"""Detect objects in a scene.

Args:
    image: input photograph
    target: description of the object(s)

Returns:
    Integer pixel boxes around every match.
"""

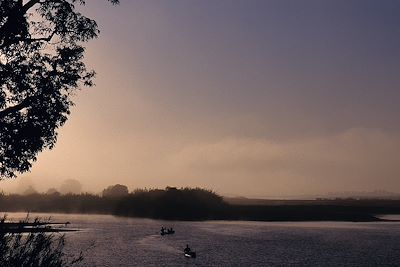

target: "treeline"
[114,187,226,220]
[1,186,400,221]
[0,187,227,220]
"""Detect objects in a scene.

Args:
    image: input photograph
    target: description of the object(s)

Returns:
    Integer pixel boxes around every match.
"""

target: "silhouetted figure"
[184,244,196,258]
[184,244,191,254]
[161,226,175,235]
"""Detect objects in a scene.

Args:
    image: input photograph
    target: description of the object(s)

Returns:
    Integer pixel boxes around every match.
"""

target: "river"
[4,212,400,266]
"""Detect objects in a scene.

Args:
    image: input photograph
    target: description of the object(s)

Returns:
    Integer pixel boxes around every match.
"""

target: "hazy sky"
[2,0,400,197]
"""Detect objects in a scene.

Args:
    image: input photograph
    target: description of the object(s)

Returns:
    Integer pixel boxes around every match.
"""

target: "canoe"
[184,251,196,258]
[160,230,175,235]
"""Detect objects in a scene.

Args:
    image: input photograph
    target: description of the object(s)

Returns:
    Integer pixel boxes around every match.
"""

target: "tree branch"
[27,30,57,43]
[0,97,32,119]
[22,0,41,13]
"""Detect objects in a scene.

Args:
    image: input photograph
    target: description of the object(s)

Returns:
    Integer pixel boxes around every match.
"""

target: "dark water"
[5,213,400,266]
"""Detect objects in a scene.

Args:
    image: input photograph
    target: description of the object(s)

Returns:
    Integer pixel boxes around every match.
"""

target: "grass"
[0,216,82,267]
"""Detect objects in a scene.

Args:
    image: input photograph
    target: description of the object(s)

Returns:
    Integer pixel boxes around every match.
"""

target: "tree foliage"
[102,184,129,198]
[0,0,118,178]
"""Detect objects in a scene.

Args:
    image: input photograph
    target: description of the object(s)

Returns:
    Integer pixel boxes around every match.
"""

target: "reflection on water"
[377,214,400,221]
[4,212,400,267]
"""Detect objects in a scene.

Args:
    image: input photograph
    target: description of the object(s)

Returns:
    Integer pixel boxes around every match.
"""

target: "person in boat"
[184,244,191,254]
[168,227,174,234]
[160,227,165,235]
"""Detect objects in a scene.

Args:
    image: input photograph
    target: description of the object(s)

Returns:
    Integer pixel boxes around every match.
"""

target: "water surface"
[5,213,400,266]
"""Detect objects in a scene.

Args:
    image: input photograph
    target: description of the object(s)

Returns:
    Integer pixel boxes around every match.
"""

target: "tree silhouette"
[102,184,129,198]
[0,0,118,178]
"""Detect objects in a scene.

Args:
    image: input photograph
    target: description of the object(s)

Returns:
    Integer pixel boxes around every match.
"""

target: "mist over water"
[5,213,400,266]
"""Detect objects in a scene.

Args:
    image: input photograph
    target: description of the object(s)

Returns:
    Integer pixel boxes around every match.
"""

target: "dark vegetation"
[1,186,400,222]
[102,184,129,198]
[0,0,119,178]
[114,187,226,220]
[0,217,82,267]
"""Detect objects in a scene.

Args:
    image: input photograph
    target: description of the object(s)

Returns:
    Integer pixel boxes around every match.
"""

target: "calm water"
[4,213,400,266]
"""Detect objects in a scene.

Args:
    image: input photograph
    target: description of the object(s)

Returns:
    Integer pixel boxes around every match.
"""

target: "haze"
[1,0,400,197]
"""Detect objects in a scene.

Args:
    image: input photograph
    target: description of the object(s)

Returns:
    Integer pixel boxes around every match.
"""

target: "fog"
[1,0,400,197]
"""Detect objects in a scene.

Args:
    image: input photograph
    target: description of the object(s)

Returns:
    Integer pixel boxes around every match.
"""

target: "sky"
[2,0,400,197]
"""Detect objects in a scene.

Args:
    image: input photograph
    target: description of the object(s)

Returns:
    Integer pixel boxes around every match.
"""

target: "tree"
[102,184,129,198]
[0,0,119,179]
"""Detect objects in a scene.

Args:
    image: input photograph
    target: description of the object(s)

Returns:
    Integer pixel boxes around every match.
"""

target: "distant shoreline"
[1,188,400,223]
[1,206,398,223]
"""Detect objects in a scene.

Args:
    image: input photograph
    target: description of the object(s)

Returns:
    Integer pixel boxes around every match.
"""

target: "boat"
[184,251,196,258]
[160,228,175,235]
